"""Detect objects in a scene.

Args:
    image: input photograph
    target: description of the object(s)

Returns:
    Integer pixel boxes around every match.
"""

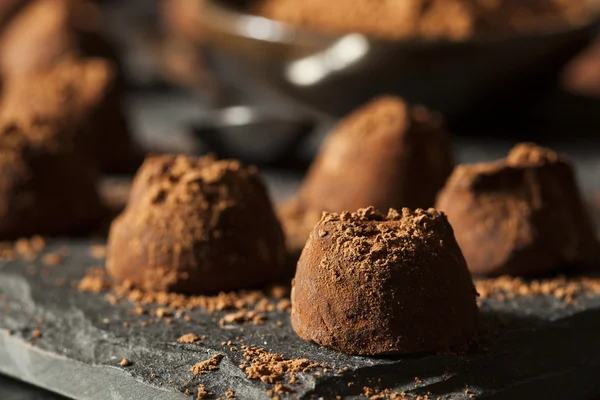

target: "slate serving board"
[1,236,600,400]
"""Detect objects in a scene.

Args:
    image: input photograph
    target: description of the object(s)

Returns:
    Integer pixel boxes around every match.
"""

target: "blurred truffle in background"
[0,0,142,174]
[253,0,588,40]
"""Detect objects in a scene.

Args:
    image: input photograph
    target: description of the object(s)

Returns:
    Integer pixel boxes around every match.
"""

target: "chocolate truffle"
[299,96,453,213]
[0,115,103,239]
[291,207,478,355]
[280,96,454,257]
[1,57,141,173]
[107,154,286,295]
[435,143,600,276]
[0,0,115,77]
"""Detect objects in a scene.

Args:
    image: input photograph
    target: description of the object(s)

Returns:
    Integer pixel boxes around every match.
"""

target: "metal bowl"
[201,0,600,120]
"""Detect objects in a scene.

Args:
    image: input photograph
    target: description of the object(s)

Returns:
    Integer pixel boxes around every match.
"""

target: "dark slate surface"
[1,238,600,400]
[1,89,600,399]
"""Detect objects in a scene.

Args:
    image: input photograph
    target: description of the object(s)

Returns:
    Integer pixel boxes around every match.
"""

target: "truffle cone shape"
[298,96,453,213]
[436,143,600,276]
[291,207,478,355]
[280,96,454,258]
[107,154,287,295]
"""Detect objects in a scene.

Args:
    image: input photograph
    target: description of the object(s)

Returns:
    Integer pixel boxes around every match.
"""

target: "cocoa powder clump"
[107,154,286,295]
[436,143,600,276]
[196,385,212,399]
[190,354,223,375]
[240,345,327,385]
[292,207,478,355]
[177,333,201,344]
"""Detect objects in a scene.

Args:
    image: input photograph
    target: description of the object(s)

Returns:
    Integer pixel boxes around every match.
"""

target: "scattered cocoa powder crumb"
[276,321,283,327]
[0,236,46,260]
[363,387,414,400]
[32,329,42,339]
[255,298,276,313]
[77,267,112,294]
[150,373,157,379]
[225,389,236,399]
[42,253,63,266]
[414,377,423,384]
[190,354,224,375]
[241,345,328,384]
[184,389,192,396]
[119,358,132,367]
[122,321,129,327]
[276,299,291,312]
[475,275,600,303]
[197,385,212,399]
[178,333,201,344]
[220,310,266,327]
[141,321,148,327]
[155,307,172,319]
[184,315,192,321]
[90,245,107,259]
[78,268,290,317]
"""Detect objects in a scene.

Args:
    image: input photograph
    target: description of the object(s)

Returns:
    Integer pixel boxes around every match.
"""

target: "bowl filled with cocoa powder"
[201,0,600,120]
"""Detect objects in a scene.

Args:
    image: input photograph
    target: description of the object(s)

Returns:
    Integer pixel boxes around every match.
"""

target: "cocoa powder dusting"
[177,333,201,344]
[0,236,45,260]
[196,385,212,399]
[476,275,600,303]
[107,154,286,295]
[190,354,223,375]
[77,267,290,320]
[219,310,266,327]
[241,345,328,385]
[292,207,478,355]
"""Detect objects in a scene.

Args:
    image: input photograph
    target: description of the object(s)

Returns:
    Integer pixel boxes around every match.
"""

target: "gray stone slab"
[1,240,600,400]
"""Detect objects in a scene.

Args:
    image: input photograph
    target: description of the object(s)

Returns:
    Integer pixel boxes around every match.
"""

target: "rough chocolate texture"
[291,207,478,355]
[0,115,102,239]
[436,143,600,276]
[1,57,140,174]
[107,154,286,294]
[3,240,600,399]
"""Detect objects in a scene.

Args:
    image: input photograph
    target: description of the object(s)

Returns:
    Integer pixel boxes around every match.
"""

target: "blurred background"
[3,0,600,188]
[105,0,600,184]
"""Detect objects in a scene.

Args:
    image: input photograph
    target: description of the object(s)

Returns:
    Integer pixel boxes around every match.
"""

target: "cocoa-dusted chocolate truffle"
[107,154,286,295]
[291,207,478,355]
[299,96,453,213]
[1,57,141,173]
[436,143,600,276]
[0,115,103,239]
[280,96,454,257]
[0,0,116,78]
